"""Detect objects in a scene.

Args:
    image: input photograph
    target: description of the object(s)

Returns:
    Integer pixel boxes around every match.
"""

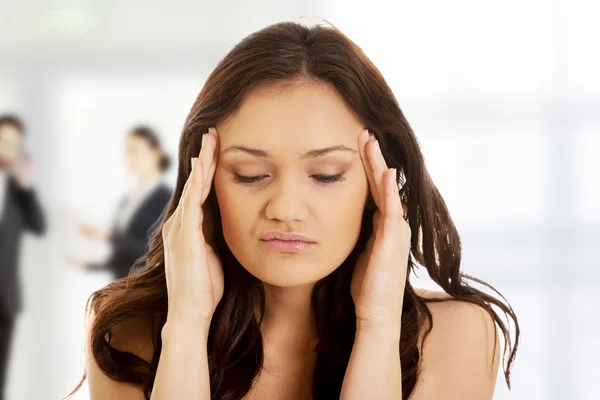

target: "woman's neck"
[261,283,318,354]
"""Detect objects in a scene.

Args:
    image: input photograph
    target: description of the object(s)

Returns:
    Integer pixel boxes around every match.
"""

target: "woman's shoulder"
[414,287,498,341]
[84,295,156,365]
[414,288,500,386]
[410,288,501,397]
[83,298,155,398]
[86,308,155,362]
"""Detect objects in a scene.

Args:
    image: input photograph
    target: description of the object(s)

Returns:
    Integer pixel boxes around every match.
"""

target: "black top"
[88,184,171,280]
[0,177,46,316]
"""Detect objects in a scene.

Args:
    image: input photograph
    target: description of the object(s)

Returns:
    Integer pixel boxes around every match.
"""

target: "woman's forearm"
[150,320,211,400]
[340,325,403,400]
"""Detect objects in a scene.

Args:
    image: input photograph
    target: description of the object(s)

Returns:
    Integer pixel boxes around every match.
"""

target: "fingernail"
[373,139,381,154]
[191,157,196,171]
[202,134,207,147]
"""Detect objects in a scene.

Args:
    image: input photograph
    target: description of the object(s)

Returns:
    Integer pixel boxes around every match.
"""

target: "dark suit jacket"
[88,184,171,280]
[0,177,46,316]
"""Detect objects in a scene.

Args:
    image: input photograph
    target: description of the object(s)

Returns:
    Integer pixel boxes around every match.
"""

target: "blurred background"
[0,0,598,399]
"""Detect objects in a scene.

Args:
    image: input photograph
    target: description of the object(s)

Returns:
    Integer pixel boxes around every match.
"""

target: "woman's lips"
[259,239,316,252]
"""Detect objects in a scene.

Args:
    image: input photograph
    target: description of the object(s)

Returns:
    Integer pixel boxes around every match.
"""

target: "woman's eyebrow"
[221,145,357,159]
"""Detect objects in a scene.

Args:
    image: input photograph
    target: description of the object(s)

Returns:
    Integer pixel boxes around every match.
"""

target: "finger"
[175,130,208,225]
[180,157,205,234]
[381,168,403,218]
[198,131,213,197]
[357,129,380,206]
[366,136,389,210]
[202,128,219,202]
[163,156,197,238]
[381,168,408,241]
[162,201,180,241]
[206,127,218,176]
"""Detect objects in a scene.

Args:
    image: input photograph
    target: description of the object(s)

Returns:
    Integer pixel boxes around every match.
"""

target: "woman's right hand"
[161,128,223,331]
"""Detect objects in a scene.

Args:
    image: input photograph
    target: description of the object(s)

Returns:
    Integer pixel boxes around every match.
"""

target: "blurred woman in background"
[69,126,172,280]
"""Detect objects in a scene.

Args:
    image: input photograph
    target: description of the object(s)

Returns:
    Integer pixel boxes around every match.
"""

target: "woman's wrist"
[162,317,211,343]
[356,317,402,343]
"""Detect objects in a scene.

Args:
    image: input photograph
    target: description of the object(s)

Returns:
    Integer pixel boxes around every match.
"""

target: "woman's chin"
[243,264,336,289]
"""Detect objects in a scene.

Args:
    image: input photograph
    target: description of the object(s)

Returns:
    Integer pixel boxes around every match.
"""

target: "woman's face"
[214,79,369,288]
[125,135,160,177]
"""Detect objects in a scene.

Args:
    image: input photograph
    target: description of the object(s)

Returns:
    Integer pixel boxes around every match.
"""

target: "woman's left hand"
[351,129,411,335]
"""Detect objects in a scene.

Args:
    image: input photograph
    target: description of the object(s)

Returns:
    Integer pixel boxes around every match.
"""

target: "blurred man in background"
[0,114,46,400]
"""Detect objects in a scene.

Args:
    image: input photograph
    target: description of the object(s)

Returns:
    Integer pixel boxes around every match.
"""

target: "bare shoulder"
[415,288,499,361]
[84,300,154,400]
[410,288,501,399]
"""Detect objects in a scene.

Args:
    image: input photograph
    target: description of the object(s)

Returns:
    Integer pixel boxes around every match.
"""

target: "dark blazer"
[0,177,46,316]
[88,184,171,280]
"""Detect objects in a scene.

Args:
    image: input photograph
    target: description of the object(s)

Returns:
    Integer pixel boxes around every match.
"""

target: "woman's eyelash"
[313,174,345,183]
[233,174,346,185]
[233,174,267,184]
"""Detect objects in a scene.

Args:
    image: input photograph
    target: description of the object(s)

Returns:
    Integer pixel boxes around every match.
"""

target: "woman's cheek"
[214,177,244,223]
[213,170,232,203]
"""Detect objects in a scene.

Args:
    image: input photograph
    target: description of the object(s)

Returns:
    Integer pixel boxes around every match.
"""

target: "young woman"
[69,126,172,280]
[72,22,520,400]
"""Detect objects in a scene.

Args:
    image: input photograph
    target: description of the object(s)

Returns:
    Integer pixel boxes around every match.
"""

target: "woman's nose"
[264,180,309,222]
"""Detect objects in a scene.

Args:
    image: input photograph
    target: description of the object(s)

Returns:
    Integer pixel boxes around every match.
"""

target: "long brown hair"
[69,21,520,400]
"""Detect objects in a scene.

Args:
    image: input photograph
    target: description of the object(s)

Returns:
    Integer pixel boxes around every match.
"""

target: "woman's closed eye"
[233,173,346,185]
[232,174,267,184]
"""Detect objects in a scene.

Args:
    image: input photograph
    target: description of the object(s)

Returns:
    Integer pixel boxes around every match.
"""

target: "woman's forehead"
[217,81,363,150]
